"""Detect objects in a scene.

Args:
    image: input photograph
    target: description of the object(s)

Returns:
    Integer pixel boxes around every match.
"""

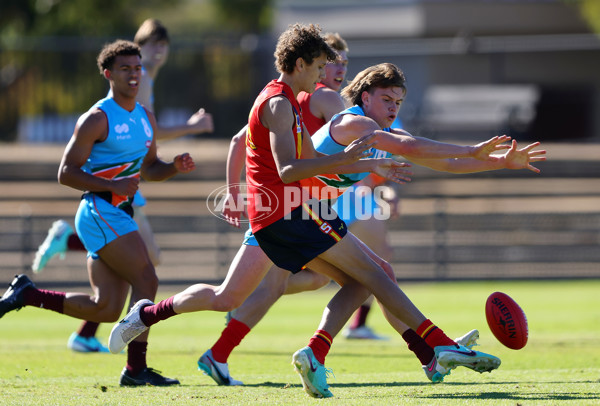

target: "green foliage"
[0,0,273,141]
[0,0,181,39]
[0,280,598,405]
[0,0,275,40]
[211,0,274,33]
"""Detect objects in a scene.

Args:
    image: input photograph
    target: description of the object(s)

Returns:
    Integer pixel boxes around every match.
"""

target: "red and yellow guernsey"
[297,82,328,136]
[246,80,304,233]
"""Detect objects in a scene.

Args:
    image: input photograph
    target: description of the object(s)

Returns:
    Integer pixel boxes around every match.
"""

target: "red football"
[485,291,528,350]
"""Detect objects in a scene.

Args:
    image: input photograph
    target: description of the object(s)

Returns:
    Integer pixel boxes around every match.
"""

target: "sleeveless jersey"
[246,80,304,232]
[297,82,328,136]
[107,67,153,208]
[82,97,153,209]
[300,105,392,199]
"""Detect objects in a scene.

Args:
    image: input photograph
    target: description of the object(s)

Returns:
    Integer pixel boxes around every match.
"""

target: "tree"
[211,0,273,33]
[0,0,182,39]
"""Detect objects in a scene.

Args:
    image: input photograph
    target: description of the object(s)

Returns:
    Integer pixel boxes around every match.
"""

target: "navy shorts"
[253,199,347,273]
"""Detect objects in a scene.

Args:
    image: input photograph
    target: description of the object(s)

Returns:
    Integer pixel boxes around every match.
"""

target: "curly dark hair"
[274,23,337,74]
[341,63,407,107]
[96,40,141,75]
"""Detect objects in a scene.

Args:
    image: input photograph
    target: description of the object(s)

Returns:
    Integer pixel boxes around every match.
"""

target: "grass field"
[1,280,599,405]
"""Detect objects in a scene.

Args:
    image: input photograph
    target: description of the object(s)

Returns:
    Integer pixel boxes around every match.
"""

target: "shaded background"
[1,0,599,287]
[3,0,600,143]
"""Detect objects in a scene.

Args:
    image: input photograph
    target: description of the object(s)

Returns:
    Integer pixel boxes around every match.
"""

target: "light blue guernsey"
[302,105,392,196]
[82,97,153,209]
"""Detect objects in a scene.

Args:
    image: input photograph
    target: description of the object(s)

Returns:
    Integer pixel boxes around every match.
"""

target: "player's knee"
[93,300,122,322]
[103,308,123,322]
[148,247,161,267]
[212,294,242,312]
[149,254,161,267]
[137,266,159,293]
[306,273,330,291]
[268,280,287,298]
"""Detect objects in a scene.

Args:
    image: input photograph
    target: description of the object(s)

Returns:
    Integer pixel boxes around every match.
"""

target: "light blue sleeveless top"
[311,105,392,184]
[105,67,153,207]
[82,97,153,190]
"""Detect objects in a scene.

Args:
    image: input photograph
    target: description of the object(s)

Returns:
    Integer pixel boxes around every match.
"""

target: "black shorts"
[254,199,347,273]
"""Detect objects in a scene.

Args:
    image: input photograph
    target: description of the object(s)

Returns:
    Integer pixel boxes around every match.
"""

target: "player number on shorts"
[320,223,332,233]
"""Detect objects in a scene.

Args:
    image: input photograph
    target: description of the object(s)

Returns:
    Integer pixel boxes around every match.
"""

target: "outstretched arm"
[409,140,546,174]
[136,66,214,141]
[381,128,511,161]
[364,158,413,185]
[154,108,214,140]
[502,141,546,173]
[141,110,196,181]
[332,114,511,161]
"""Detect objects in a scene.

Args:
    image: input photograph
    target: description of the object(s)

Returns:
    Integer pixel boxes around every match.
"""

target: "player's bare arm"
[221,125,249,227]
[265,96,375,184]
[154,108,214,140]
[329,113,378,146]
[328,112,491,160]
[136,71,153,109]
[311,86,347,123]
[58,109,139,197]
[347,158,412,185]
[386,128,512,160]
[302,116,412,184]
[408,140,546,174]
[300,122,319,159]
[141,108,196,181]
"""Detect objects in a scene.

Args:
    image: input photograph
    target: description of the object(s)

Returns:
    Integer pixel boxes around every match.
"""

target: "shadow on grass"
[238,381,474,389]
[415,391,600,401]
[237,380,600,403]
[236,350,411,360]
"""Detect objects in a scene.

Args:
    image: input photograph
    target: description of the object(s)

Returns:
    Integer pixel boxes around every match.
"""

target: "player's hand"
[187,108,214,134]
[370,158,412,185]
[221,189,246,228]
[503,140,546,173]
[111,177,139,197]
[470,135,511,161]
[173,153,196,173]
[341,133,378,164]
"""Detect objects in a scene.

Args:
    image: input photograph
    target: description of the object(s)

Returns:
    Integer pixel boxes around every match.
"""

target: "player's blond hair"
[323,32,348,53]
[134,19,169,46]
